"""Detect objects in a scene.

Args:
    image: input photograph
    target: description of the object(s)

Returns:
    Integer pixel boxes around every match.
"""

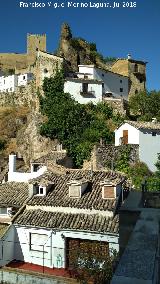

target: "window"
[29,233,48,251]
[102,83,104,88]
[4,80,5,84]
[44,68,48,74]
[120,79,122,83]
[120,88,123,92]
[0,208,7,215]
[135,89,138,94]
[82,83,88,93]
[102,186,115,199]
[152,132,157,136]
[23,75,25,80]
[84,75,88,79]
[36,186,45,195]
[134,64,138,72]
[140,78,143,83]
[102,74,104,77]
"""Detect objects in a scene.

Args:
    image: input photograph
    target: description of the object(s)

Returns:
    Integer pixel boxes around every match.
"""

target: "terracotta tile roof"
[28,170,125,211]
[125,120,160,130]
[0,223,9,237]
[0,182,29,207]
[14,209,119,234]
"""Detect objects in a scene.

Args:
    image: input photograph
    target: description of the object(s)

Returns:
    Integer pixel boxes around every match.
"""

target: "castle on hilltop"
[0,24,147,102]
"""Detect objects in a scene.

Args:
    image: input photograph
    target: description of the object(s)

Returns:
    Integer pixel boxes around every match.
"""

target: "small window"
[120,88,123,92]
[35,186,45,195]
[102,74,104,77]
[134,64,138,72]
[135,89,138,94]
[140,78,143,83]
[23,75,25,80]
[102,83,104,88]
[120,79,122,83]
[84,75,88,79]
[82,83,88,93]
[44,68,48,74]
[39,187,44,194]
[152,132,156,136]
[29,233,48,251]
[4,80,5,84]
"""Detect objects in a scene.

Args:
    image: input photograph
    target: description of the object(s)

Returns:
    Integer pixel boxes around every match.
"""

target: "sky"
[0,0,159,91]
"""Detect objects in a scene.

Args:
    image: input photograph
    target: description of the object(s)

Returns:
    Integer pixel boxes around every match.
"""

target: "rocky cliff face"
[16,112,59,165]
[57,23,112,72]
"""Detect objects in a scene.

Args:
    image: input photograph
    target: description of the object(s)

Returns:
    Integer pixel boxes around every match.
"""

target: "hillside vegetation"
[39,68,124,167]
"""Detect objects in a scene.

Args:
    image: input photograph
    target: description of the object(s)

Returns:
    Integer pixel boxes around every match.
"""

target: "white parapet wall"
[8,166,47,183]
[8,154,47,182]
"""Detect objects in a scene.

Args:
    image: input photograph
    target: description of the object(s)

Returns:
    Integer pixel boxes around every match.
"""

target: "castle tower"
[27,33,46,56]
[111,55,147,97]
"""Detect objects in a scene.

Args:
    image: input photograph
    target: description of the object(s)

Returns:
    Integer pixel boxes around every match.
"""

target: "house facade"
[0,73,34,93]
[0,170,125,270]
[0,75,18,93]
[64,64,129,104]
[115,121,160,172]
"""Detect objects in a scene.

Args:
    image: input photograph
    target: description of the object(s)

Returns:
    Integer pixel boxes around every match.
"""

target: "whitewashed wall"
[115,123,139,146]
[95,68,128,99]
[8,154,47,182]
[64,80,103,104]
[0,75,18,93]
[78,65,129,99]
[139,130,160,172]
[78,65,94,77]
[8,166,47,182]
[18,73,34,86]
[0,225,15,266]
[14,225,119,269]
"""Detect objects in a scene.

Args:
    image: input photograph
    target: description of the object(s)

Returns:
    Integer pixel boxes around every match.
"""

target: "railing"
[80,90,96,97]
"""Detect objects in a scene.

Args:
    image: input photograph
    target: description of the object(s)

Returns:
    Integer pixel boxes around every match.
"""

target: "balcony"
[80,90,96,97]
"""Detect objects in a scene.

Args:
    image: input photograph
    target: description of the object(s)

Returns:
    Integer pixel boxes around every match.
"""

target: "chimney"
[127,53,132,60]
[68,178,88,198]
[9,153,16,173]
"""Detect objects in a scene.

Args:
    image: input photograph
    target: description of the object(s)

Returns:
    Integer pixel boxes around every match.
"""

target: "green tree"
[129,162,151,190]
[129,90,160,121]
[129,91,149,117]
[155,153,160,178]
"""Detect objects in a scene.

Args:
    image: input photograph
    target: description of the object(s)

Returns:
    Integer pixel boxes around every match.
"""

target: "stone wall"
[0,53,35,72]
[103,98,129,115]
[0,81,39,111]
[111,59,129,77]
[35,51,64,88]
[83,144,139,171]
[0,269,77,284]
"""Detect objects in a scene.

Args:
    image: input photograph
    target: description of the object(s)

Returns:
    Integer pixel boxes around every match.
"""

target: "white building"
[0,75,18,93]
[115,120,160,172]
[64,77,103,104]
[18,73,34,87]
[8,153,47,182]
[0,73,34,93]
[0,170,125,270]
[64,65,129,104]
